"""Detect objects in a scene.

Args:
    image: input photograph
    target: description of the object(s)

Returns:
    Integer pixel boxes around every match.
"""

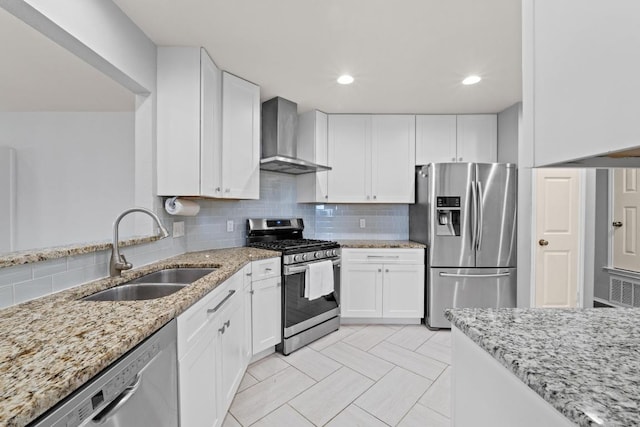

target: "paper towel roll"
[165,197,200,216]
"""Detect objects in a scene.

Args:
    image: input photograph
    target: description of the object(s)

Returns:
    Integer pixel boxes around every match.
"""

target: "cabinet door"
[415,115,457,164]
[371,115,416,203]
[327,115,372,202]
[243,265,253,364]
[217,294,246,413]
[179,323,219,427]
[382,264,425,318]
[456,115,497,163]
[200,49,223,198]
[252,277,282,355]
[341,263,383,317]
[222,72,260,199]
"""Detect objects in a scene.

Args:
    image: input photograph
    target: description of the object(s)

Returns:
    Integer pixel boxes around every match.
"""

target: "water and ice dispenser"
[435,196,461,236]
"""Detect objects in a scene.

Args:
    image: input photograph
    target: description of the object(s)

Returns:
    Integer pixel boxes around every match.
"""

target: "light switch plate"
[359,218,366,228]
[173,221,185,238]
[227,220,234,232]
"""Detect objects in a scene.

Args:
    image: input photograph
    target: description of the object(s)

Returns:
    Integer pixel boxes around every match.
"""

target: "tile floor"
[225,325,452,426]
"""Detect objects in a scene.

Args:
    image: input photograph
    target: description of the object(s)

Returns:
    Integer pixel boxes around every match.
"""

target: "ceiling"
[0,7,135,112]
[114,0,522,114]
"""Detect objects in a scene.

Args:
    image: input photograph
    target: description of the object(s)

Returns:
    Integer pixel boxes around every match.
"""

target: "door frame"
[530,168,586,308]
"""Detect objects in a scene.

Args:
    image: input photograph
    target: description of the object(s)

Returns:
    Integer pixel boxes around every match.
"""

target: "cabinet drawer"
[177,270,243,359]
[342,249,424,264]
[251,257,281,280]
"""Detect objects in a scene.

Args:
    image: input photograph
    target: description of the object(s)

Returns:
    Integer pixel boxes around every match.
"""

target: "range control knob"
[301,253,307,261]
[293,255,301,262]
[332,249,338,256]
[325,250,332,257]
[314,251,322,259]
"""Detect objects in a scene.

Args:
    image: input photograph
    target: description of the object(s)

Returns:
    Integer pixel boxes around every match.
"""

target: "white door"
[327,115,371,202]
[612,169,640,272]
[381,264,425,318]
[218,295,246,412]
[456,115,497,163]
[534,169,581,308]
[200,48,223,198]
[243,266,252,364]
[251,277,282,355]
[371,115,416,203]
[415,115,457,164]
[221,72,260,199]
[341,263,383,317]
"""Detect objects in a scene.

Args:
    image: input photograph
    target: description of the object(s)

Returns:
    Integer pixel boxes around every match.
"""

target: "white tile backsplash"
[0,170,410,308]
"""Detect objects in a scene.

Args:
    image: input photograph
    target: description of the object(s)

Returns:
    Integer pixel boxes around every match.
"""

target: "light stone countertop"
[446,307,640,427]
[0,247,279,427]
[338,240,426,249]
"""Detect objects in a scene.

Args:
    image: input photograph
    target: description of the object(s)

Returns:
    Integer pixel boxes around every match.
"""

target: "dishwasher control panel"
[50,339,161,427]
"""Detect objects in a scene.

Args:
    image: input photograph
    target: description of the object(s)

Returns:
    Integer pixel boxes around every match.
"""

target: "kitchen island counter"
[0,247,279,427]
[446,307,640,427]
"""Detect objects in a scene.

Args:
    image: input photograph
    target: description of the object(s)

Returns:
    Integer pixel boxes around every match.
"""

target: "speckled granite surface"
[0,247,279,427]
[446,308,640,427]
[0,235,163,268]
[338,240,426,249]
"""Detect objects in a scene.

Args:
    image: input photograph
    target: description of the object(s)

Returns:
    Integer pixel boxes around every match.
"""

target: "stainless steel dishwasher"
[31,320,178,427]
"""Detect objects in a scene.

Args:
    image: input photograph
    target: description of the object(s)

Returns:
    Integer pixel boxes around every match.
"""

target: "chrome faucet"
[110,208,170,277]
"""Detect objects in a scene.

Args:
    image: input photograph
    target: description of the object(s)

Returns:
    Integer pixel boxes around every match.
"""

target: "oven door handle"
[284,259,341,276]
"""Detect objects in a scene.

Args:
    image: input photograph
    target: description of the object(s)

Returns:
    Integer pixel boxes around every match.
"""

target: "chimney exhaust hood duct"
[260,97,331,174]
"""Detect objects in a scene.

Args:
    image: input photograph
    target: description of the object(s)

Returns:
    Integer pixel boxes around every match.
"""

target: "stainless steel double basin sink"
[82,268,216,302]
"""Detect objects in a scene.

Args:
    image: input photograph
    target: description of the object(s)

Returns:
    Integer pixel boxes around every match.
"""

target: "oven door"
[282,260,341,338]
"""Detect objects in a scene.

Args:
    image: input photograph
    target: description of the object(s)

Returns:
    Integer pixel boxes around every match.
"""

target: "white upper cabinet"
[416,115,457,163]
[371,115,416,202]
[456,115,497,163]
[524,1,640,166]
[221,72,260,199]
[297,110,329,202]
[157,47,259,199]
[327,114,415,203]
[327,115,372,202]
[416,114,497,164]
[157,47,220,196]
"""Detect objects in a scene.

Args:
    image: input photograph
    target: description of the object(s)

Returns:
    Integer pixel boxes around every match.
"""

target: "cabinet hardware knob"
[225,188,230,193]
[366,195,371,200]
[373,195,377,200]
[613,221,623,228]
[225,320,231,328]
[218,326,226,334]
[385,269,389,273]
[250,290,254,295]
[459,157,463,161]
[378,268,382,272]
[325,195,328,199]
[451,157,455,161]
[215,187,221,192]
[538,239,549,246]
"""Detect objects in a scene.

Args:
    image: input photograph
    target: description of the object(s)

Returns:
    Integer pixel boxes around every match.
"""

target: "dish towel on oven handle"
[304,260,334,300]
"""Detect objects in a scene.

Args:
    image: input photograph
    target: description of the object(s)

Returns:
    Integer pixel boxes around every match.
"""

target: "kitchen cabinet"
[176,269,245,427]
[297,110,329,202]
[156,48,260,199]
[416,115,497,164]
[243,264,252,364]
[250,257,281,355]
[524,1,640,167]
[327,114,415,203]
[341,249,424,320]
[221,72,260,199]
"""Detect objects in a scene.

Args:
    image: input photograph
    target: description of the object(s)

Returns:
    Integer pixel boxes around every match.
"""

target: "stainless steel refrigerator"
[409,163,517,328]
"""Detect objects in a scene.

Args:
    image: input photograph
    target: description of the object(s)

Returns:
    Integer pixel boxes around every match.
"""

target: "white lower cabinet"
[341,249,424,320]
[251,276,282,354]
[217,291,246,411]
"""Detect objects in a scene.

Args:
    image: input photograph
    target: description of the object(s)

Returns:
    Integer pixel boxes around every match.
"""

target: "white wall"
[0,112,135,250]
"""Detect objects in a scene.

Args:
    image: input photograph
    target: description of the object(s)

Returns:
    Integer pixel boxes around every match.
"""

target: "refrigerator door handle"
[439,272,510,278]
[471,181,478,251]
[476,180,484,250]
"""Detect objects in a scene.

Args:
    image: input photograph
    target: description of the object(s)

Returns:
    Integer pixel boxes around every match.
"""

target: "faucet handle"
[119,254,133,271]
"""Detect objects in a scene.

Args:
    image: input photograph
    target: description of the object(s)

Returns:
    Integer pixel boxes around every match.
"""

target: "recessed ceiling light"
[462,75,481,85]
[337,74,354,85]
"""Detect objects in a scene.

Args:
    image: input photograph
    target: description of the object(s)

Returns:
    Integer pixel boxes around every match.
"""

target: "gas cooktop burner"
[248,238,339,253]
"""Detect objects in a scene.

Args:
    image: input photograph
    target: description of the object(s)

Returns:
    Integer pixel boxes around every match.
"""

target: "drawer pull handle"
[207,290,236,314]
[225,320,231,328]
[366,255,400,259]
[265,268,272,271]
[246,272,252,276]
[219,326,226,334]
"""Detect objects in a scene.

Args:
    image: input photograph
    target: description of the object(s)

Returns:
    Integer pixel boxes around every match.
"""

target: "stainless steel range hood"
[260,97,331,174]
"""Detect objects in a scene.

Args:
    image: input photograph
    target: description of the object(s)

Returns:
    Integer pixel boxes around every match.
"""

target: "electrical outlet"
[227,220,234,232]
[359,218,366,228]
[173,221,185,238]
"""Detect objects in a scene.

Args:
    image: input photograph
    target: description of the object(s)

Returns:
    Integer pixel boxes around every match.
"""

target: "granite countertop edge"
[445,308,640,427]
[0,247,280,427]
[338,240,426,249]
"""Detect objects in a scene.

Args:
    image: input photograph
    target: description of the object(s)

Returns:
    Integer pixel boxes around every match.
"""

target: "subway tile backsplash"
[0,171,410,308]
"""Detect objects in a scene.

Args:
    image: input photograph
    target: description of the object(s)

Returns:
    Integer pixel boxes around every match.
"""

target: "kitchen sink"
[81,268,216,301]
[128,268,216,284]
[82,283,187,301]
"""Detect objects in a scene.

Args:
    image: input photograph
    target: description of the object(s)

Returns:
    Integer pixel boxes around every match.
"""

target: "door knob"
[538,239,549,246]
[613,221,623,228]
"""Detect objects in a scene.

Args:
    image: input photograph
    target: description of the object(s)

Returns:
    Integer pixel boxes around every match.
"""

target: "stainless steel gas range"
[247,218,341,355]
